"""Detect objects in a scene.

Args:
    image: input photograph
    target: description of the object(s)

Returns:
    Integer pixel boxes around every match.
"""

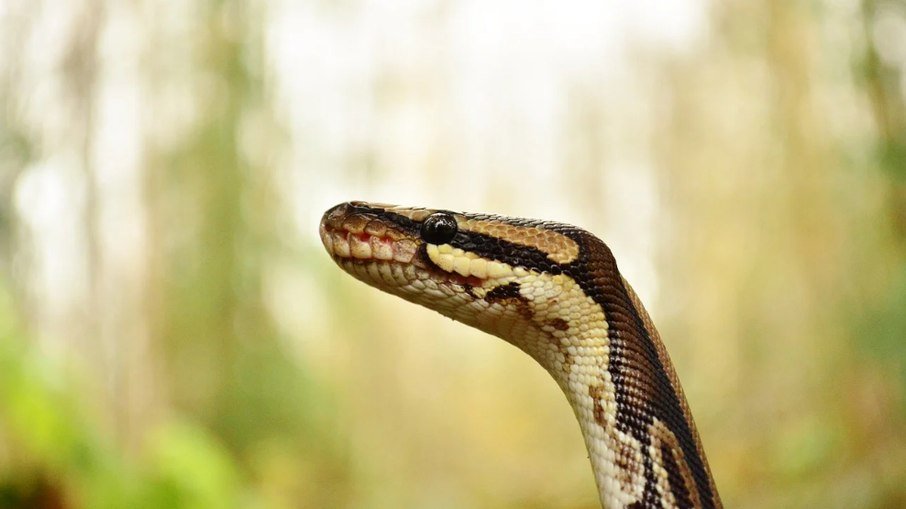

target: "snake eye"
[420,213,458,244]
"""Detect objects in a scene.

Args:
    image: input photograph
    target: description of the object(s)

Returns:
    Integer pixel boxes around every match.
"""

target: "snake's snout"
[324,201,348,218]
[319,202,419,264]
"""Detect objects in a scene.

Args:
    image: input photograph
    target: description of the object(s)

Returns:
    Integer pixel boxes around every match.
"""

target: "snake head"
[320,201,499,296]
[319,201,594,359]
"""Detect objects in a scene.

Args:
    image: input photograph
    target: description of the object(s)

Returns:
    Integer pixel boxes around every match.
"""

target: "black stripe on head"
[345,203,422,235]
[449,231,567,275]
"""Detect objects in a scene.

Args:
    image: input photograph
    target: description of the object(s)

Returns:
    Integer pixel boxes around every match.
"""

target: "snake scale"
[320,201,721,509]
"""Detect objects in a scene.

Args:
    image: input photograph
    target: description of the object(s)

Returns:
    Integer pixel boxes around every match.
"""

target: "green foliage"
[0,285,254,509]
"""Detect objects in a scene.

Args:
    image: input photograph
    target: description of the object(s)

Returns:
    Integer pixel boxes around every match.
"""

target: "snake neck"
[547,333,658,509]
[543,334,625,507]
[494,276,720,509]
[504,305,641,507]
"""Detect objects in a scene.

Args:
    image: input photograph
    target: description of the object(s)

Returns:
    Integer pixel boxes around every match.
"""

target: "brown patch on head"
[485,282,534,319]
[460,217,580,264]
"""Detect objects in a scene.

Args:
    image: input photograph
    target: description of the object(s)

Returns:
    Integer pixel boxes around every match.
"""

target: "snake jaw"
[319,211,419,265]
[321,224,488,291]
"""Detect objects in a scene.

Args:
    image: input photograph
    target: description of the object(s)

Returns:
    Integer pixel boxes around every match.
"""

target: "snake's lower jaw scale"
[320,201,722,509]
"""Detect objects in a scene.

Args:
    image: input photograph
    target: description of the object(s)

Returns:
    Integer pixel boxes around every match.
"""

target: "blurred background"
[1,0,905,508]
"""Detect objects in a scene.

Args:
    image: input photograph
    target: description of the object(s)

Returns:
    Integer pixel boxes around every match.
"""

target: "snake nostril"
[323,202,351,224]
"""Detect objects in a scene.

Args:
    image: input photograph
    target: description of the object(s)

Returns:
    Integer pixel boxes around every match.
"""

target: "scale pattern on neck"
[320,201,722,509]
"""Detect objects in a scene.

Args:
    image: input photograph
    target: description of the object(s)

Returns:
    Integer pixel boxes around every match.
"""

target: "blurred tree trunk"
[862,0,906,239]
[144,0,268,437]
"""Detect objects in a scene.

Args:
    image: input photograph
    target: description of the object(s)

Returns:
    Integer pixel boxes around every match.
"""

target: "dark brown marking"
[616,439,641,496]
[485,282,534,319]
[485,282,522,301]
[661,443,694,508]
[589,384,607,426]
[547,317,569,331]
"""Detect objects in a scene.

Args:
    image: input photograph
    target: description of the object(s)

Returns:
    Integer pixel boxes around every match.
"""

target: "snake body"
[320,201,721,509]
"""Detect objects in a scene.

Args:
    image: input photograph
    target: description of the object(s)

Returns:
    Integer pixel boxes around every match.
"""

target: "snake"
[319,201,722,509]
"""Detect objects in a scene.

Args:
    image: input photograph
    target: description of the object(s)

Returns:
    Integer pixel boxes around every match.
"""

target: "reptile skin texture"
[320,201,721,509]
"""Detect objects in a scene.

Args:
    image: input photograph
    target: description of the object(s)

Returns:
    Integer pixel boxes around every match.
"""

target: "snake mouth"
[320,222,486,287]
[320,204,487,288]
[319,201,416,263]
[319,221,418,264]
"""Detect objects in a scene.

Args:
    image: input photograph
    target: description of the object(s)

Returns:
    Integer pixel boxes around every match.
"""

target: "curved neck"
[509,278,720,509]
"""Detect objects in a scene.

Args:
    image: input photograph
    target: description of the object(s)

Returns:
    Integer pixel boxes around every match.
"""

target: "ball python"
[319,201,721,509]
